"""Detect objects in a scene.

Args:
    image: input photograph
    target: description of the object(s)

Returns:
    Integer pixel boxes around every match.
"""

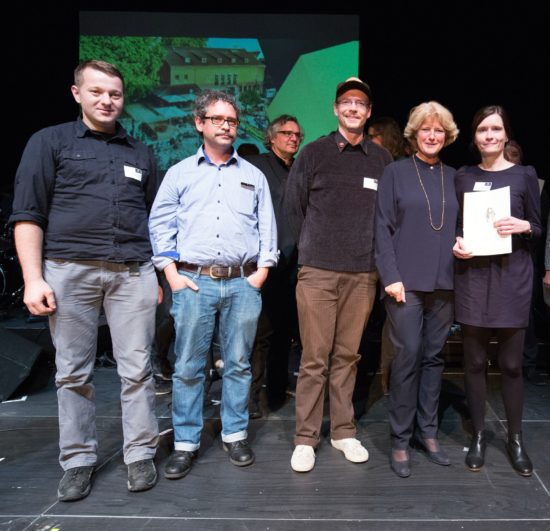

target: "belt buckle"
[209,265,231,279]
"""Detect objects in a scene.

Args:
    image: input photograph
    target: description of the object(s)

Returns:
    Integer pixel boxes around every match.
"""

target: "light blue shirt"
[149,147,278,271]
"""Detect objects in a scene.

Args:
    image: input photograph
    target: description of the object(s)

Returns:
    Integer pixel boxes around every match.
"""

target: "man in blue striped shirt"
[149,90,277,479]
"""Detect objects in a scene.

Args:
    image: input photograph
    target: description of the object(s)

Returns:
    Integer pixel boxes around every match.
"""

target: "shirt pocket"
[123,159,148,188]
[57,150,97,181]
[235,187,256,215]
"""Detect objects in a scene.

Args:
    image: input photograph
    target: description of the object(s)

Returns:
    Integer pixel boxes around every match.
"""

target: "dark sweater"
[375,156,458,292]
[285,131,392,272]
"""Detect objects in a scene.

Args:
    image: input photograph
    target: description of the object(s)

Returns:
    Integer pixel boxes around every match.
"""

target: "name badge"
[473,181,492,191]
[124,165,143,181]
[363,177,378,191]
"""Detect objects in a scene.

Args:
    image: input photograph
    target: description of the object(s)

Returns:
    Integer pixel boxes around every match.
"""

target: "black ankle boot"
[506,432,533,477]
[465,431,486,471]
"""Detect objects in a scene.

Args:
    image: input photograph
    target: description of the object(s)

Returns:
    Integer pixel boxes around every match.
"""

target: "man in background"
[246,114,303,416]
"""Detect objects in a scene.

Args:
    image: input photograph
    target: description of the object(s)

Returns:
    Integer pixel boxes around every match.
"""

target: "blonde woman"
[375,101,459,477]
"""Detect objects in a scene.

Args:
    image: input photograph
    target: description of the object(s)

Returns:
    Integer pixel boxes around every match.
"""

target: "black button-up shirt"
[10,119,159,262]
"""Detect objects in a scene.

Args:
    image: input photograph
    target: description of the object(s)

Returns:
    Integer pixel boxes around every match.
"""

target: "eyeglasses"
[203,115,240,128]
[337,99,370,109]
[277,130,303,140]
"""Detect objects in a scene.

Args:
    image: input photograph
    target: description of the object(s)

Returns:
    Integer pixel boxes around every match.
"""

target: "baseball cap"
[335,77,372,102]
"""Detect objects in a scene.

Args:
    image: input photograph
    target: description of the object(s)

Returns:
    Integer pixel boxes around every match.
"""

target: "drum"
[0,224,23,311]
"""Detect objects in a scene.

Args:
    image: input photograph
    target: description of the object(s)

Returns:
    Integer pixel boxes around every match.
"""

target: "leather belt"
[177,261,257,279]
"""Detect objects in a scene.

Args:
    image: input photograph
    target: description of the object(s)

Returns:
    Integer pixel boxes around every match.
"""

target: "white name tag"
[124,165,143,181]
[473,181,492,191]
[363,177,378,191]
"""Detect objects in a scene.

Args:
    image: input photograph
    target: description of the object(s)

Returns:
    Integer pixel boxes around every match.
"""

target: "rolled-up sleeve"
[9,130,56,228]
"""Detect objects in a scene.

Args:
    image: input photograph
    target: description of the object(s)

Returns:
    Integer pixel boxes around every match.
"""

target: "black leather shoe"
[465,431,486,471]
[57,466,94,502]
[128,459,157,492]
[390,450,411,478]
[506,432,533,477]
[223,439,255,466]
[412,437,451,466]
[164,450,196,479]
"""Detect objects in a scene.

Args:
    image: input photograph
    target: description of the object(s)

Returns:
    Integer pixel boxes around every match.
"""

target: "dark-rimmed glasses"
[203,115,240,128]
[277,130,303,140]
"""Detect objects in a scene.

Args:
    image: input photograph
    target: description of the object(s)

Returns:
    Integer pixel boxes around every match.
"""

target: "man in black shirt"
[10,60,160,500]
[246,115,303,416]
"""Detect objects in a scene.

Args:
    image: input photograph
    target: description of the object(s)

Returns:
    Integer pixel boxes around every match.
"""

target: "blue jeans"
[170,271,262,450]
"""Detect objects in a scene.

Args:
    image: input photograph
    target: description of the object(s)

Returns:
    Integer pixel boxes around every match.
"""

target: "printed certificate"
[463,186,512,256]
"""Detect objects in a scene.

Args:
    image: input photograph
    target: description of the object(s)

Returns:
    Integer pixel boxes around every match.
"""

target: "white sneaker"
[331,438,369,463]
[291,445,315,472]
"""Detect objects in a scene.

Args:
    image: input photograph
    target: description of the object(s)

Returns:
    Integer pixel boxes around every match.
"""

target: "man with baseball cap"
[285,77,392,472]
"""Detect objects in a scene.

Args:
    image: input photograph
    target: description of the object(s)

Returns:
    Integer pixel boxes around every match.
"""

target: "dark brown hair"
[368,116,408,158]
[470,105,513,154]
[74,60,125,88]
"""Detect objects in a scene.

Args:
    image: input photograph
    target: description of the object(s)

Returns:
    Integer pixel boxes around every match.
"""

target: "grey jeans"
[44,259,159,470]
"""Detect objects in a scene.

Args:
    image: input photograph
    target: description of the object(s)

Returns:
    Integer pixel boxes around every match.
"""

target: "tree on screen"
[80,36,166,100]
[161,37,207,48]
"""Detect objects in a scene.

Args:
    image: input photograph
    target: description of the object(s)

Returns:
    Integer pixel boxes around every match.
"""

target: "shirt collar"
[333,130,369,154]
[75,117,132,145]
[270,150,294,169]
[196,145,239,167]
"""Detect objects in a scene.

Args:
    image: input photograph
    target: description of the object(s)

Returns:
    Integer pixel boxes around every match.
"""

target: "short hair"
[193,90,240,121]
[74,60,124,88]
[368,116,408,159]
[470,105,513,155]
[404,101,459,150]
[264,114,302,149]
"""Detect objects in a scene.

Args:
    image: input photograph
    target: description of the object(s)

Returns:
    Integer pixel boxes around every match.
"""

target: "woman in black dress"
[453,105,541,476]
[375,101,459,478]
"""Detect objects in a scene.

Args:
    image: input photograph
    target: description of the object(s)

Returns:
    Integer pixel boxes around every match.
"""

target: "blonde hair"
[404,101,459,150]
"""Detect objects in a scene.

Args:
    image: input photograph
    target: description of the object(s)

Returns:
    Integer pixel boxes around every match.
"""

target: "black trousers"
[152,273,174,378]
[250,259,298,408]
[385,290,454,450]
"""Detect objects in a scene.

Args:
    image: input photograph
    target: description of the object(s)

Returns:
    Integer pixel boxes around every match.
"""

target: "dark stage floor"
[1,325,550,530]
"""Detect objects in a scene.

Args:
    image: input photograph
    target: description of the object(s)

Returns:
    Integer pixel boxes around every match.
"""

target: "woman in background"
[368,116,410,160]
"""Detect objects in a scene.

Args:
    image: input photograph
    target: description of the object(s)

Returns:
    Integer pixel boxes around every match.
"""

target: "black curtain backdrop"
[6,1,547,194]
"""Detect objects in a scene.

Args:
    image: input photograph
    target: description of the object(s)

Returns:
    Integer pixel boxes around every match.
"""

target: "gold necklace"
[412,155,445,231]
